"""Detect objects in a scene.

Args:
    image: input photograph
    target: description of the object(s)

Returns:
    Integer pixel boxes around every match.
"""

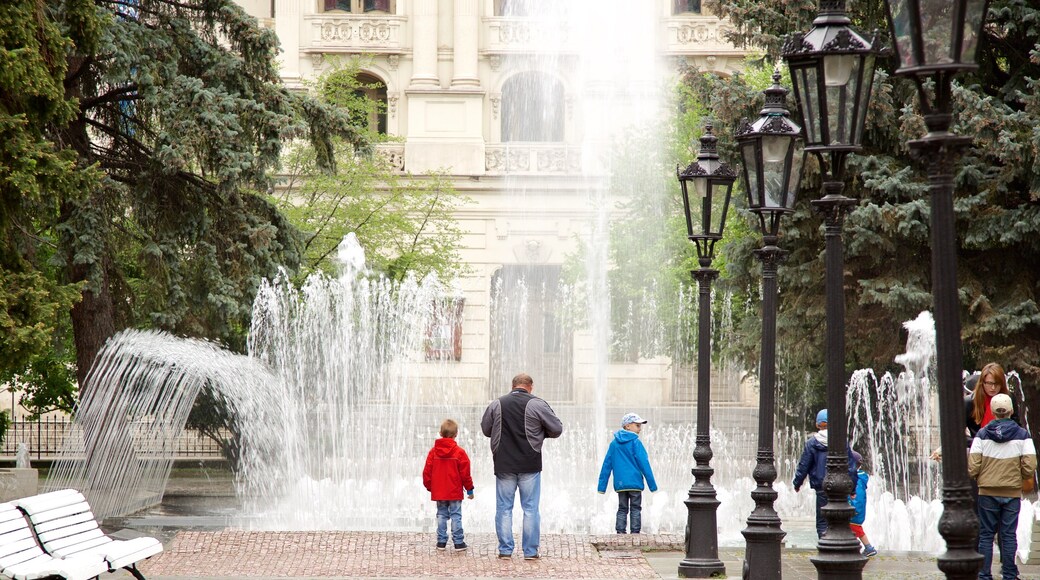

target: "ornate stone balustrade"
[483,18,575,54]
[485,145,581,174]
[663,16,741,55]
[303,14,406,53]
[376,143,405,172]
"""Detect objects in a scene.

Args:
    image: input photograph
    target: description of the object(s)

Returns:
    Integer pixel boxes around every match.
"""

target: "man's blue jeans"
[977,495,1020,580]
[435,500,464,545]
[495,472,541,557]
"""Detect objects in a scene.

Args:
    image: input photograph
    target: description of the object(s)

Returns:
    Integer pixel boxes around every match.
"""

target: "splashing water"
[848,311,1036,561]
[44,330,285,520]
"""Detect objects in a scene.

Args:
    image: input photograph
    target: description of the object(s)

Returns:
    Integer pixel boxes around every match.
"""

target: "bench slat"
[23,501,95,526]
[30,511,95,535]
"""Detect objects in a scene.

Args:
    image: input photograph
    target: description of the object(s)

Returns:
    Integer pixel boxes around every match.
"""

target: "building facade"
[235,0,753,407]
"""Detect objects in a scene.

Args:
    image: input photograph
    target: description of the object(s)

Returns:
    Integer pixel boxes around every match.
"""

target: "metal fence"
[1,417,226,460]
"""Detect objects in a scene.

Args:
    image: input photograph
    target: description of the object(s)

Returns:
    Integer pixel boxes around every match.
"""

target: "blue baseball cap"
[816,409,828,425]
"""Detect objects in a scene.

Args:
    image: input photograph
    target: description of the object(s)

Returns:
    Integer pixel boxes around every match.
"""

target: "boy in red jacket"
[423,419,475,550]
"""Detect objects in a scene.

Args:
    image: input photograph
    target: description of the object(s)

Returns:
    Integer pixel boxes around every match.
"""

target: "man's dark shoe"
[436,542,446,550]
[524,553,539,560]
[454,542,468,551]
[497,553,511,559]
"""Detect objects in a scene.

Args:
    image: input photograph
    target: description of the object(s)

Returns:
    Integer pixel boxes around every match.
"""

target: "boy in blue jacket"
[848,451,877,557]
[597,412,658,534]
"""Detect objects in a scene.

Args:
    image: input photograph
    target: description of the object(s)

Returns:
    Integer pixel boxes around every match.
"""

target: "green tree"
[13,0,367,396]
[273,63,469,282]
[1,0,92,412]
[695,0,1040,428]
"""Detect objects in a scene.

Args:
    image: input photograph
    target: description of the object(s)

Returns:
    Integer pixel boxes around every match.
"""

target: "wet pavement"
[97,468,1040,579]
[101,530,1040,579]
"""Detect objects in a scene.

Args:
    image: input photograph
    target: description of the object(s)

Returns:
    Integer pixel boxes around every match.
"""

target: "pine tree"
[694,0,1040,427]
[35,0,365,391]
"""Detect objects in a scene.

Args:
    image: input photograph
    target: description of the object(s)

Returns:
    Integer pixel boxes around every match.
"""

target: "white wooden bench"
[0,502,108,580]
[13,490,162,580]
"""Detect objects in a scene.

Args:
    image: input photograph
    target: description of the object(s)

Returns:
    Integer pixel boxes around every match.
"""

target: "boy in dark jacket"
[597,412,658,534]
[968,393,1037,580]
[422,419,475,551]
[792,409,859,538]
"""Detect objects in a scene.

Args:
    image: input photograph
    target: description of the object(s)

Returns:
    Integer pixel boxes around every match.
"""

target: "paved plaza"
[98,530,1040,579]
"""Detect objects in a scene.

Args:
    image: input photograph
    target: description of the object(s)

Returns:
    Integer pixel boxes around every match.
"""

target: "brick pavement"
[140,532,671,578]
[132,530,1040,579]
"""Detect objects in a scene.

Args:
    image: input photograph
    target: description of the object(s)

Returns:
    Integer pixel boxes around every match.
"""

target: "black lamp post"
[881,1,991,578]
[736,72,804,580]
[676,123,735,579]
[781,2,879,577]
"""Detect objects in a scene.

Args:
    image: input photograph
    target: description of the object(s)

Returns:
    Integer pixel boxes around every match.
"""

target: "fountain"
[39,0,1036,562]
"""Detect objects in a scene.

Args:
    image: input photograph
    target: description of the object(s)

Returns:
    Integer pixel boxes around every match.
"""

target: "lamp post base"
[678,492,724,578]
[741,522,785,580]
[678,559,726,578]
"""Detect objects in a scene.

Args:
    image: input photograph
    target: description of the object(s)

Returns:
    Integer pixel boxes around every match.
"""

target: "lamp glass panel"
[824,54,856,87]
[855,54,877,144]
[695,177,710,236]
[961,0,988,63]
[792,66,822,145]
[762,135,790,164]
[741,142,761,208]
[826,83,846,145]
[679,179,695,238]
[920,0,955,65]
[886,0,917,68]
[761,136,792,210]
[708,180,733,236]
[785,145,804,210]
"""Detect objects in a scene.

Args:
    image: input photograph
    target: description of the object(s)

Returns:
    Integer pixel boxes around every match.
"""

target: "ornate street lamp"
[781,2,879,577]
[736,72,804,580]
[675,122,735,579]
[881,1,991,578]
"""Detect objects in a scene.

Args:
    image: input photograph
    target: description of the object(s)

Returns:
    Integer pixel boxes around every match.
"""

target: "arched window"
[322,0,394,13]
[501,72,564,142]
[355,73,388,135]
[673,0,701,14]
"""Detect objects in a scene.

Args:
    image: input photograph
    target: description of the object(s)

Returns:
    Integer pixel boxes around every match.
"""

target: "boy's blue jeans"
[616,491,642,533]
[814,490,827,538]
[494,472,541,557]
[435,500,464,545]
[977,495,1020,580]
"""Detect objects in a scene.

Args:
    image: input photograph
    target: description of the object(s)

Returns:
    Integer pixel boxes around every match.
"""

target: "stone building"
[233,0,752,408]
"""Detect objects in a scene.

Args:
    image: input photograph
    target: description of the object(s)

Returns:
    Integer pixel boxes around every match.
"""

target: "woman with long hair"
[966,362,1020,442]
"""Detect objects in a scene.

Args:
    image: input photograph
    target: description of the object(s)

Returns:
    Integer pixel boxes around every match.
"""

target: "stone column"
[274,0,304,86]
[410,0,439,87]
[451,0,480,87]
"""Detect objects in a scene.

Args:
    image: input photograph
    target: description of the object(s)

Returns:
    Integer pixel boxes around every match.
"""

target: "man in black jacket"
[480,373,564,560]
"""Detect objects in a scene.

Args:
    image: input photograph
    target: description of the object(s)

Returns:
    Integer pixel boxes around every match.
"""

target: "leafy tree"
[7,0,367,397]
[695,0,1040,431]
[273,63,469,282]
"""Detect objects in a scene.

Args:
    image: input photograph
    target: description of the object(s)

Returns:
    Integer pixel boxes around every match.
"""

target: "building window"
[426,298,464,361]
[501,72,564,142]
[323,0,394,13]
[673,0,701,14]
[496,0,532,16]
[355,73,388,135]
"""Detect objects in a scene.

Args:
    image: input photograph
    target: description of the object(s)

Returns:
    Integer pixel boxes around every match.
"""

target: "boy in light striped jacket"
[968,393,1037,580]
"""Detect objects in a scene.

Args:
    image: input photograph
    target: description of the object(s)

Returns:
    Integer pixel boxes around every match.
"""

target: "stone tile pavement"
[105,531,1040,579]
